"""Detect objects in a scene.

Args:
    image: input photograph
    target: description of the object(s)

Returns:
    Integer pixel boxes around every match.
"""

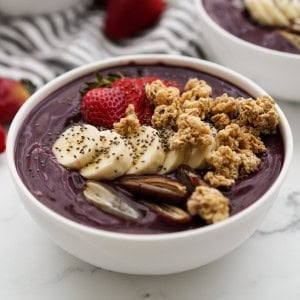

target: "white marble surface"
[1,100,300,300]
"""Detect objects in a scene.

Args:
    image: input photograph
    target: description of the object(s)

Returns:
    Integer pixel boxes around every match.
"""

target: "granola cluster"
[112,78,279,225]
[145,78,279,189]
[187,186,229,224]
[114,104,141,136]
[144,78,279,223]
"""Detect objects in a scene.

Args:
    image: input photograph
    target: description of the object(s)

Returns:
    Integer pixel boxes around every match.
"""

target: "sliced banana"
[80,130,132,180]
[280,0,300,18]
[52,124,101,170]
[157,129,188,175]
[186,136,216,170]
[159,148,187,174]
[127,126,165,175]
[276,0,300,19]
[262,0,289,26]
[245,0,277,25]
[245,0,300,28]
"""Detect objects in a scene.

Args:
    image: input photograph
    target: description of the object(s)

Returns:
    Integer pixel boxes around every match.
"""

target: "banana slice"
[245,0,276,26]
[158,129,188,174]
[159,148,187,174]
[186,136,216,170]
[276,0,299,19]
[52,124,101,169]
[127,126,165,175]
[80,130,132,180]
[262,0,289,26]
[245,0,300,28]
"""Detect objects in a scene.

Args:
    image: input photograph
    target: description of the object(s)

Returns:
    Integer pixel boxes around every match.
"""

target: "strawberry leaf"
[80,73,123,96]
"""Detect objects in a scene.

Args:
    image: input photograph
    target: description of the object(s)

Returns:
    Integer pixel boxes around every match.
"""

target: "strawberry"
[0,78,35,123]
[81,87,127,128]
[112,77,155,125]
[112,76,182,125]
[104,0,165,40]
[0,125,5,153]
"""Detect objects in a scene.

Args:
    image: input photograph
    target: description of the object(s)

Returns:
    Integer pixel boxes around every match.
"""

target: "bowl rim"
[196,0,300,59]
[6,54,293,241]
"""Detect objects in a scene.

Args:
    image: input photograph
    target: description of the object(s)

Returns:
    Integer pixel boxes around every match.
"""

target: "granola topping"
[113,104,141,136]
[143,78,279,223]
[187,186,229,224]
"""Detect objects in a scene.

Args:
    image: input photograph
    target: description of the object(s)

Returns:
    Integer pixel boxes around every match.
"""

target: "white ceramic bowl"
[0,0,81,15]
[195,0,300,102]
[7,55,293,275]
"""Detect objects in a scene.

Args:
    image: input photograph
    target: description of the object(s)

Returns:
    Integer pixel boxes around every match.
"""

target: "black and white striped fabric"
[0,0,203,88]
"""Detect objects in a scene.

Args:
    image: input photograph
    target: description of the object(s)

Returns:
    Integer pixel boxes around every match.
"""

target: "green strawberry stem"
[80,72,123,96]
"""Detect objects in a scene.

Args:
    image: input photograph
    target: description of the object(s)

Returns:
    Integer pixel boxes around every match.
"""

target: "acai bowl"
[7,55,293,275]
[196,0,300,102]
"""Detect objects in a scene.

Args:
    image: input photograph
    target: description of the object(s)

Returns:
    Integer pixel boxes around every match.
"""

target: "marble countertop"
[1,100,300,300]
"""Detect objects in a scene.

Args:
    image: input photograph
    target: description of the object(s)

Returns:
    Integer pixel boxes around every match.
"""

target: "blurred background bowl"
[195,0,300,102]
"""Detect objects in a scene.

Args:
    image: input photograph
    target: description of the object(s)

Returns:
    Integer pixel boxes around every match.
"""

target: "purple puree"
[203,0,299,54]
[15,64,284,234]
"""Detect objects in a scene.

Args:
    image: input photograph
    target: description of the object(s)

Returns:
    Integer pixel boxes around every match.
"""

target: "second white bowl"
[195,0,300,102]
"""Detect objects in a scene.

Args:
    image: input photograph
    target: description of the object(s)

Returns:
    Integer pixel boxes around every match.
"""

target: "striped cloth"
[0,0,203,88]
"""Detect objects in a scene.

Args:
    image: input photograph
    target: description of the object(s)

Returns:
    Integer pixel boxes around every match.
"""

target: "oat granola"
[187,186,229,224]
[112,77,280,225]
[181,78,212,100]
[170,113,214,149]
[114,104,141,136]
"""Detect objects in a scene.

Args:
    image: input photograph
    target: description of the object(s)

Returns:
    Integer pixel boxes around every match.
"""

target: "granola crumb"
[238,96,279,134]
[205,145,241,185]
[170,113,214,149]
[182,97,211,120]
[210,93,239,115]
[151,103,179,129]
[113,104,140,136]
[210,113,231,129]
[238,126,266,154]
[145,80,166,103]
[187,186,229,224]
[216,124,266,154]
[145,80,180,106]
[204,172,235,188]
[183,78,212,98]
[239,149,261,176]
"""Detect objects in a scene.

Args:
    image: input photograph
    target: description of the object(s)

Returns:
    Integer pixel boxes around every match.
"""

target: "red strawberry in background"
[0,125,5,153]
[104,0,165,40]
[81,87,128,128]
[0,78,35,123]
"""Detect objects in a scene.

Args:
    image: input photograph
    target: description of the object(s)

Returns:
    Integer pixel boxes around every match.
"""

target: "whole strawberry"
[104,0,165,40]
[0,78,34,123]
[81,87,127,128]
[0,125,5,153]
